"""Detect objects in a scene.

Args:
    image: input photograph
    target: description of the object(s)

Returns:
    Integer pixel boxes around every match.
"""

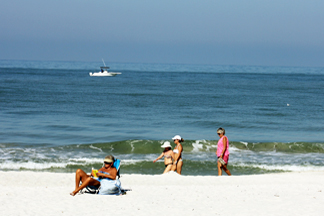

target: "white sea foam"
[121,159,148,164]
[69,157,103,164]
[89,145,103,152]
[210,145,218,153]
[240,141,248,146]
[191,141,204,152]
[228,146,243,152]
[23,148,36,153]
[129,140,140,152]
[233,163,324,172]
[205,145,216,152]
[0,156,116,170]
[0,161,73,170]
[190,140,217,152]
[202,140,216,151]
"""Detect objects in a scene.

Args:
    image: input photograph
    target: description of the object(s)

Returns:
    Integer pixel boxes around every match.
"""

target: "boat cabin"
[100,67,110,72]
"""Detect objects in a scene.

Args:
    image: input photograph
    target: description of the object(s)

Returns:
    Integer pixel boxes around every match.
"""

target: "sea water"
[0,60,324,175]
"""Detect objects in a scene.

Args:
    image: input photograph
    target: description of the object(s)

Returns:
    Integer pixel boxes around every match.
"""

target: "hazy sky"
[1,0,324,66]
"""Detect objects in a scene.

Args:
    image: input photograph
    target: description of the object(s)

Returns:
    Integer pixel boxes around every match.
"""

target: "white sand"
[0,171,323,216]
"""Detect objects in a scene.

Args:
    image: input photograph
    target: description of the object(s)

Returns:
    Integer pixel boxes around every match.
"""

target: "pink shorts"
[223,155,229,164]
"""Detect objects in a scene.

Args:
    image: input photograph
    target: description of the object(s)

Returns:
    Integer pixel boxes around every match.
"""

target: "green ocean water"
[1,60,324,175]
[1,140,324,175]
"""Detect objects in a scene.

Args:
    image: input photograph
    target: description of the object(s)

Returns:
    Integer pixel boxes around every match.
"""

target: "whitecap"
[89,145,103,152]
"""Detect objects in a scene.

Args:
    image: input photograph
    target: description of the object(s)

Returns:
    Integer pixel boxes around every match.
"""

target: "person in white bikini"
[171,135,184,174]
[153,141,175,174]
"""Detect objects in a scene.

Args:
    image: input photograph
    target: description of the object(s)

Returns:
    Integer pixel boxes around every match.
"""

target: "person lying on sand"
[153,141,175,174]
[70,155,117,196]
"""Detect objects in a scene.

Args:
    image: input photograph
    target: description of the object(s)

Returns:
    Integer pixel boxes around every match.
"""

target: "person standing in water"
[216,128,231,176]
[171,135,184,175]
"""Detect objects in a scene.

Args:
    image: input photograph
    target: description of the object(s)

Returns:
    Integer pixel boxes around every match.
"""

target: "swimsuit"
[163,152,173,167]
[173,147,183,164]
[173,149,182,157]
[95,171,113,182]
[165,163,173,167]
[164,153,172,159]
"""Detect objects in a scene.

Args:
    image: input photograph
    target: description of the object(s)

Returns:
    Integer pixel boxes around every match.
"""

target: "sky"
[1,0,324,67]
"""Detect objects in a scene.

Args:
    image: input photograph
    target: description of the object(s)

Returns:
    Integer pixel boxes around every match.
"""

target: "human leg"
[71,169,100,196]
[217,161,222,176]
[222,164,231,176]
[74,169,89,190]
[70,177,100,196]
[176,160,183,175]
[222,155,231,176]
[163,164,173,174]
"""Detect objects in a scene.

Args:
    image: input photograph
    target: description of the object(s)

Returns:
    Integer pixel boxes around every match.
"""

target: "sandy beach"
[0,171,323,216]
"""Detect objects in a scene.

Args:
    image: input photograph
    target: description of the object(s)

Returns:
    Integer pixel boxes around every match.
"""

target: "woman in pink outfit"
[216,128,231,176]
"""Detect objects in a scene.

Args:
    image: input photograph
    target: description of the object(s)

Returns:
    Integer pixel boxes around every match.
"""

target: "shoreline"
[0,171,323,215]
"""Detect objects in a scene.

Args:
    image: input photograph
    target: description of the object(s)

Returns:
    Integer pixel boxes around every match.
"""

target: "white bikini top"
[173,148,182,158]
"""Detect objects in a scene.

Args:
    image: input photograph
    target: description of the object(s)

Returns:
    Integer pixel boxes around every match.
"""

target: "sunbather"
[70,155,117,196]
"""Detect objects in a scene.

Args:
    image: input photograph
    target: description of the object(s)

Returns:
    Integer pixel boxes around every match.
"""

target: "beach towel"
[98,178,122,195]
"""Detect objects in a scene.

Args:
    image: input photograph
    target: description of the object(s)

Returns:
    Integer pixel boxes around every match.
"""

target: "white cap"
[172,135,182,140]
[161,141,172,148]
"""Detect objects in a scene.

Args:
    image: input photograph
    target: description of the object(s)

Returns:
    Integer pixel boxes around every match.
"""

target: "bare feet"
[70,192,76,196]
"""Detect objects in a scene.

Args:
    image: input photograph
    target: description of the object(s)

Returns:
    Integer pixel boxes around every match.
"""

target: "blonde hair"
[104,155,114,163]
[217,127,225,135]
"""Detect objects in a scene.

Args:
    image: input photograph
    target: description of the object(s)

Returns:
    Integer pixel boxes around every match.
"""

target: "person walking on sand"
[153,141,175,174]
[216,128,231,176]
[171,135,184,174]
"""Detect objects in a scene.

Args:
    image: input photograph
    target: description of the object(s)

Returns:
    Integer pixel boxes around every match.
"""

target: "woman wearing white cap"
[153,141,175,174]
[171,135,184,174]
[70,155,117,196]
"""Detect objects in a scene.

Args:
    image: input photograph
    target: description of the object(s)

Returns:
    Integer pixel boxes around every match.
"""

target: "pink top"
[216,135,230,157]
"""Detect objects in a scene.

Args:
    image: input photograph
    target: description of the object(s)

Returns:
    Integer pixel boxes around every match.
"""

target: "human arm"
[90,169,98,177]
[171,151,175,161]
[97,167,117,180]
[153,153,164,163]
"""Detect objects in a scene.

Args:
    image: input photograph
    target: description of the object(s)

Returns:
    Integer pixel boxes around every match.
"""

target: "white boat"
[89,67,121,76]
[89,59,121,76]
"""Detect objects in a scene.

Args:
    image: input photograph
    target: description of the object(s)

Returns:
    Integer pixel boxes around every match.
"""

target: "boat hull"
[89,72,121,77]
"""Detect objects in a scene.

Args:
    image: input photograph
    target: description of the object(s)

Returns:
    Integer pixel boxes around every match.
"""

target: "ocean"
[1,60,324,175]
